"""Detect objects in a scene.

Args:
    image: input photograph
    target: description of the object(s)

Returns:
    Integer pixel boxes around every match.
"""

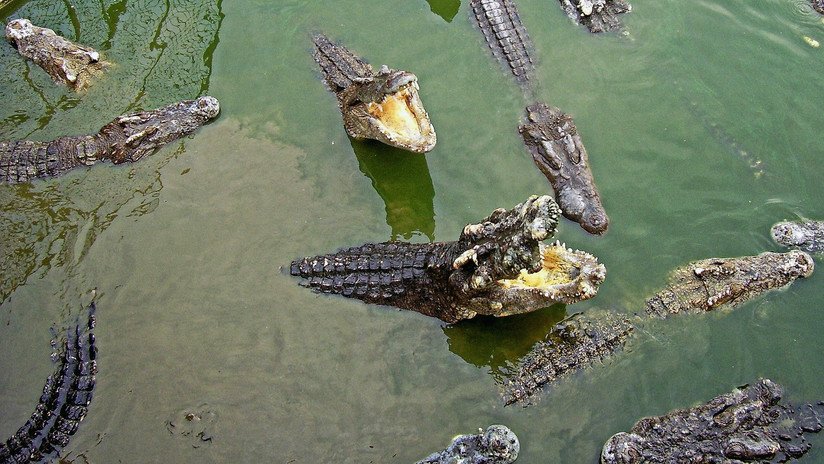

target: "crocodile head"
[519,102,609,235]
[340,65,436,153]
[101,96,220,163]
[449,195,606,319]
[770,221,821,251]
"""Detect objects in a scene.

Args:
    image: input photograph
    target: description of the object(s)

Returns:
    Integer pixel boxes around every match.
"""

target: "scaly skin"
[468,3,608,234]
[312,34,436,153]
[291,195,606,323]
[601,379,824,463]
[5,19,109,91]
[519,102,609,235]
[502,310,633,406]
[813,0,824,14]
[558,0,632,33]
[502,251,814,405]
[0,302,97,464]
[416,425,520,464]
[469,0,535,86]
[645,250,814,318]
[771,220,824,253]
[0,96,220,184]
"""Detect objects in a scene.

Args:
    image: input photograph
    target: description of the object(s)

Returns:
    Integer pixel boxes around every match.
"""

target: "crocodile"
[468,0,535,86]
[502,250,814,405]
[519,102,609,235]
[465,3,609,235]
[5,18,109,91]
[312,34,436,154]
[771,220,824,254]
[0,301,97,464]
[601,379,824,463]
[645,250,814,318]
[416,425,520,464]
[558,0,632,33]
[0,96,220,184]
[813,0,824,15]
[291,195,606,323]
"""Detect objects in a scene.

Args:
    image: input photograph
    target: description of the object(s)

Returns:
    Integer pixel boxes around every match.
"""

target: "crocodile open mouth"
[500,242,603,293]
[482,241,605,317]
[366,81,436,153]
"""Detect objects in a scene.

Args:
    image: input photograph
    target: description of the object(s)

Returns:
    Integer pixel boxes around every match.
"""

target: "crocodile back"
[312,34,374,93]
[290,241,457,315]
[469,0,535,85]
[0,136,100,184]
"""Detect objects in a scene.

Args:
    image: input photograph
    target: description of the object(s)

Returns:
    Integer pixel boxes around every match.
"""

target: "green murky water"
[1,0,823,462]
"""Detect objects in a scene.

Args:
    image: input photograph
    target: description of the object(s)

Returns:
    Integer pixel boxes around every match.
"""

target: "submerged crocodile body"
[601,379,824,463]
[0,302,97,463]
[312,34,436,153]
[645,250,814,318]
[469,0,535,86]
[5,19,109,91]
[416,425,520,464]
[0,96,220,184]
[558,0,632,33]
[291,195,605,323]
[519,102,609,235]
[502,310,633,405]
[502,251,814,405]
[772,220,824,254]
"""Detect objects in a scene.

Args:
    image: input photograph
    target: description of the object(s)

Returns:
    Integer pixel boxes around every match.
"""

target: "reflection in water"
[0,0,224,302]
[426,0,461,22]
[351,139,436,241]
[443,305,567,374]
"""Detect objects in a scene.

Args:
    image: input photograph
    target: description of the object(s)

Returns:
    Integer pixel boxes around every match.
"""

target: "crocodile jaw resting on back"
[291,195,606,323]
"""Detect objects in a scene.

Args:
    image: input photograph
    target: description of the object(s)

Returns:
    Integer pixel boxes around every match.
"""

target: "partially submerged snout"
[192,95,221,120]
[771,220,824,253]
[107,96,220,163]
[361,69,436,153]
[473,241,606,317]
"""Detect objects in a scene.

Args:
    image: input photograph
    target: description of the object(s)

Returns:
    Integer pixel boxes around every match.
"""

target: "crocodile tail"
[0,302,97,463]
[0,135,104,184]
[290,242,443,302]
[469,0,535,85]
[311,34,374,93]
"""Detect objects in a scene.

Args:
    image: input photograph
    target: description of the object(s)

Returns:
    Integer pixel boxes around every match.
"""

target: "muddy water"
[1,0,823,462]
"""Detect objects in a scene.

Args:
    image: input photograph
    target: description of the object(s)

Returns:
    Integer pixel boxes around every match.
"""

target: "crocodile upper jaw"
[466,241,606,318]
